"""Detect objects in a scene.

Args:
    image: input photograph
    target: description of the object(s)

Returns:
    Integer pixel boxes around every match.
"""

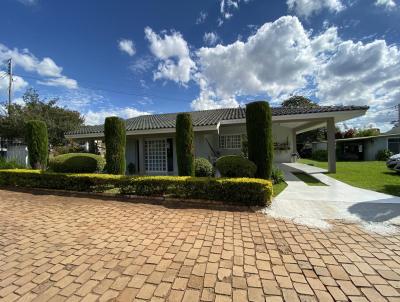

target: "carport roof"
[66,105,368,137]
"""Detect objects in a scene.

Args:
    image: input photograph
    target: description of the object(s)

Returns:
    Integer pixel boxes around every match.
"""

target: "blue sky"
[0,0,399,130]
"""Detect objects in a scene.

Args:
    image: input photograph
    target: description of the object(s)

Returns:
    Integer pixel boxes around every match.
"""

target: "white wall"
[6,145,29,167]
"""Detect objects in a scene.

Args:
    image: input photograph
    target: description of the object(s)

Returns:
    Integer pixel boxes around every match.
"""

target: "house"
[313,126,400,161]
[65,105,368,174]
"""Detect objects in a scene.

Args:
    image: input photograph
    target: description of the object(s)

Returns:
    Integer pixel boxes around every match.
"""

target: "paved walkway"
[265,163,400,232]
[1,189,400,301]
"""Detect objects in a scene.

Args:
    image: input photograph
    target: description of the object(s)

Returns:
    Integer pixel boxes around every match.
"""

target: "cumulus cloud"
[375,0,396,8]
[118,39,136,56]
[84,107,150,125]
[219,0,250,20]
[287,0,345,18]
[0,75,28,93]
[203,32,220,46]
[0,43,77,89]
[130,55,154,73]
[144,27,196,85]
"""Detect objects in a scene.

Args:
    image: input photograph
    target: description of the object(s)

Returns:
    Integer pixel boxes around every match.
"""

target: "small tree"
[25,120,48,170]
[104,117,126,175]
[246,101,273,179]
[176,113,194,176]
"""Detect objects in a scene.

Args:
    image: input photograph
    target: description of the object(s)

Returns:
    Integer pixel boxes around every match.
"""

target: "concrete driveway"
[2,189,400,301]
[264,163,400,233]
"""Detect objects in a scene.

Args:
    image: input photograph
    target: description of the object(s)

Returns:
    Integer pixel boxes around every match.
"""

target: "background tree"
[281,95,326,145]
[0,88,84,145]
[246,101,273,179]
[104,117,126,175]
[25,120,48,170]
[176,113,194,176]
[281,95,318,108]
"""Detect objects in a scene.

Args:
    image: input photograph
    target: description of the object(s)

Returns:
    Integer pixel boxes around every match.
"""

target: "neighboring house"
[313,126,400,161]
[66,106,368,174]
[0,138,29,167]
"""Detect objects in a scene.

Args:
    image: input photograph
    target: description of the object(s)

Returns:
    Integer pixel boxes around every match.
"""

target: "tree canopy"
[281,95,318,108]
[0,88,84,145]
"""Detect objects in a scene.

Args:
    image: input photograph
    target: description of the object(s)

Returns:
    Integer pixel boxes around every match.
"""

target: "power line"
[14,72,194,105]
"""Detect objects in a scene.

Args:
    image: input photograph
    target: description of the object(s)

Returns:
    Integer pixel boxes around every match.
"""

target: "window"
[144,139,167,172]
[388,138,400,154]
[219,135,242,149]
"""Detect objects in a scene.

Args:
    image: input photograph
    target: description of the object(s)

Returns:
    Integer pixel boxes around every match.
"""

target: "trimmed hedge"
[246,101,273,179]
[25,120,48,170]
[0,170,272,206]
[104,117,126,175]
[216,155,257,178]
[194,158,213,177]
[176,113,194,176]
[49,153,105,173]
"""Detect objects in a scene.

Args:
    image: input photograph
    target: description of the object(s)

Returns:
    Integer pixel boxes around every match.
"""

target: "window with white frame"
[388,138,400,154]
[144,139,167,172]
[219,134,242,149]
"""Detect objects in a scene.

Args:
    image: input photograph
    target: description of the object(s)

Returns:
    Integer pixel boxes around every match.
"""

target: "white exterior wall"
[6,145,29,167]
[272,124,293,163]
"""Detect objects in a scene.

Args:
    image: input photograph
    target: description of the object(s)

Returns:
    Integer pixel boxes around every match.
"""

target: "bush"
[271,167,285,184]
[194,158,213,177]
[49,153,105,173]
[127,162,136,175]
[104,117,126,175]
[216,155,257,178]
[25,120,48,170]
[0,170,273,206]
[52,143,85,156]
[311,150,328,161]
[0,157,24,169]
[246,101,273,179]
[176,113,194,176]
[376,149,393,161]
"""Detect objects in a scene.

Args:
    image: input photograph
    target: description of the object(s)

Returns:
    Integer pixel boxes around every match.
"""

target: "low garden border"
[0,169,272,206]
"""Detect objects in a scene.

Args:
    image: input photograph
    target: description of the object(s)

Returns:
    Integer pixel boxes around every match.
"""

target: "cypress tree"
[176,113,194,176]
[25,120,48,170]
[246,101,273,179]
[104,117,126,174]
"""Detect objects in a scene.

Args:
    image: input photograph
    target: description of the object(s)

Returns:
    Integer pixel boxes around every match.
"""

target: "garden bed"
[0,169,273,206]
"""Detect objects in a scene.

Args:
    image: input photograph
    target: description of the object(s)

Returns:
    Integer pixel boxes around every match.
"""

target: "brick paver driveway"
[1,189,400,302]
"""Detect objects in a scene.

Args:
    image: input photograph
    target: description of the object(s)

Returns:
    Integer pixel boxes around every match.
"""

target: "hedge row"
[0,170,272,206]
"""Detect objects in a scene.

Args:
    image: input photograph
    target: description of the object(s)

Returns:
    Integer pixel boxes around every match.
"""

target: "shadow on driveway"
[348,198,400,223]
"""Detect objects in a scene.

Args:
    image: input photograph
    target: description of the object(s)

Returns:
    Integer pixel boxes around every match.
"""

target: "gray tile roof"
[66,106,368,136]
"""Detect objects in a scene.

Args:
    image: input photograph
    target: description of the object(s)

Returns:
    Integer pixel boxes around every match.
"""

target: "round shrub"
[216,155,257,178]
[25,120,49,170]
[194,158,213,177]
[376,149,393,161]
[49,153,105,173]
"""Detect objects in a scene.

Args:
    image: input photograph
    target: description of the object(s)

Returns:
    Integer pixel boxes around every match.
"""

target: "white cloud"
[196,11,208,24]
[287,0,345,18]
[118,39,136,56]
[0,43,77,89]
[195,16,315,104]
[130,55,154,73]
[203,32,220,46]
[375,0,396,8]
[144,27,196,84]
[219,0,250,20]
[0,75,28,93]
[84,107,150,125]
[17,0,37,5]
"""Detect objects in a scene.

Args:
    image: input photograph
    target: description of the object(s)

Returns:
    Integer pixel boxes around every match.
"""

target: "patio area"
[1,189,400,301]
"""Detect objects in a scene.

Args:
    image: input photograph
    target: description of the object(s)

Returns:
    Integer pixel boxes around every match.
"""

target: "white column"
[327,117,336,173]
[292,129,297,155]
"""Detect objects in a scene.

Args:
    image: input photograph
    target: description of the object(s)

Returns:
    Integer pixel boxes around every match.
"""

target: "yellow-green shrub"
[0,170,272,206]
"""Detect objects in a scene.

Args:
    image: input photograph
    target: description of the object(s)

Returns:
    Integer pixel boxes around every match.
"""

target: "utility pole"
[7,58,12,115]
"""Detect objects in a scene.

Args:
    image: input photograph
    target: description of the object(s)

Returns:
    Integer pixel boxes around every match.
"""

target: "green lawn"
[299,159,400,197]
[273,182,288,197]
[292,172,327,186]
